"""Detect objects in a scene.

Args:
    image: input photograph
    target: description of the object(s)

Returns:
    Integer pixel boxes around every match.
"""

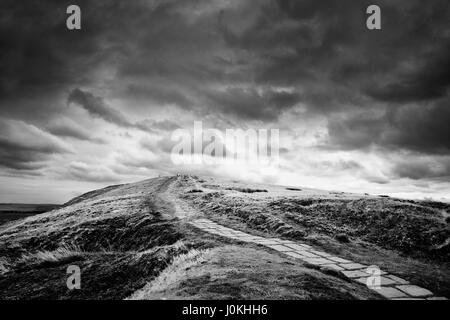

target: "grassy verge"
[183,187,450,297]
[128,248,210,299]
[130,245,382,300]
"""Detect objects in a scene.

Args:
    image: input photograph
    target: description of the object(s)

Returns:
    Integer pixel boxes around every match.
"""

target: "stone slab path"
[190,218,447,300]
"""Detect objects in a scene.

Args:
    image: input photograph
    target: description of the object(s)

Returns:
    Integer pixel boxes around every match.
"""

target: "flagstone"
[328,257,352,263]
[385,275,409,284]
[254,240,282,245]
[396,285,433,297]
[303,257,332,265]
[322,264,345,271]
[339,263,367,270]
[284,243,308,251]
[267,244,294,252]
[310,250,333,257]
[372,287,408,299]
[189,218,442,300]
[294,250,320,258]
[342,270,369,278]
[354,276,397,286]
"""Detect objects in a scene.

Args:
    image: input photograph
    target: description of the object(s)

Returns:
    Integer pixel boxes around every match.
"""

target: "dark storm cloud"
[125,84,193,109]
[46,118,106,143]
[68,88,132,127]
[2,0,449,118]
[327,95,450,154]
[47,124,90,141]
[390,157,450,180]
[1,0,450,185]
[205,88,301,120]
[0,0,114,100]
[366,43,450,103]
[0,119,72,170]
[66,88,185,140]
[68,88,181,133]
[213,0,450,121]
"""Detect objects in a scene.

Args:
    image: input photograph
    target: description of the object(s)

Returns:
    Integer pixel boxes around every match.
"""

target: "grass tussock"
[20,243,84,266]
[127,249,209,299]
[190,189,449,262]
[0,257,10,274]
[0,177,193,299]
[271,198,450,261]
[191,192,306,240]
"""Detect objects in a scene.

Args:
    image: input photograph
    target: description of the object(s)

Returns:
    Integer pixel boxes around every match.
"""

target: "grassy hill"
[0,175,448,299]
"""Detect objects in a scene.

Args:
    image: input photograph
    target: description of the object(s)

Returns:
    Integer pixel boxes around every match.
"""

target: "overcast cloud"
[0,0,449,202]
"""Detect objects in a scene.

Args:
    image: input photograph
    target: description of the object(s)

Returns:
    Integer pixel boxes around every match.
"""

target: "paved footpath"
[190,218,447,300]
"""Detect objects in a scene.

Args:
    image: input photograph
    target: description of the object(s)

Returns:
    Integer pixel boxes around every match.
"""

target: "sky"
[0,0,449,203]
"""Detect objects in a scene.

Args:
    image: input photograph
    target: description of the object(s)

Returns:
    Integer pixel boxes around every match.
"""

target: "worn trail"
[161,176,447,300]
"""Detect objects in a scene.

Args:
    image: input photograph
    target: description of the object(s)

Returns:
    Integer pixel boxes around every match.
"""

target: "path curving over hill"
[158,175,447,300]
[0,175,448,300]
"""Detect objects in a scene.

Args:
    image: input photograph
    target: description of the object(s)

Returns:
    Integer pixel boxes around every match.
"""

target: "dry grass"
[0,257,10,274]
[183,179,450,297]
[193,190,449,261]
[20,243,83,265]
[127,245,382,300]
[0,177,194,299]
[127,248,209,299]
[2,175,448,299]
